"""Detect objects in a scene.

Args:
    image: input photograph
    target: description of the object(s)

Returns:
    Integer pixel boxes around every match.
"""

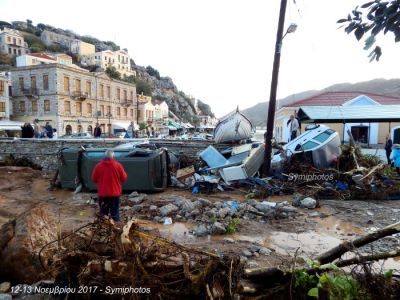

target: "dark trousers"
[98,197,120,221]
[290,130,297,141]
[386,149,392,164]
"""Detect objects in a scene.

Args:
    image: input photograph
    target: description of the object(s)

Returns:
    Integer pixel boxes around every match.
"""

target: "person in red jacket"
[91,149,128,221]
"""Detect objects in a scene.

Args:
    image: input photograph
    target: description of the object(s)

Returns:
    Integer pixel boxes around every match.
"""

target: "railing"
[72,91,88,100]
[122,101,131,107]
[22,88,38,97]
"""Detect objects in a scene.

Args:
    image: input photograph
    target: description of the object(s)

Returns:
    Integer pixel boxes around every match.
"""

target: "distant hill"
[242,78,400,127]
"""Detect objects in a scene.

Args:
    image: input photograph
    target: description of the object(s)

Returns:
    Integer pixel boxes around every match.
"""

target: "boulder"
[300,197,317,209]
[128,193,147,204]
[0,203,57,283]
[255,201,276,213]
[0,282,10,293]
[218,207,230,219]
[159,204,179,216]
[193,224,209,237]
[211,222,226,235]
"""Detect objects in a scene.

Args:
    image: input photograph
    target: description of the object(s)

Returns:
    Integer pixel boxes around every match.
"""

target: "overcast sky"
[2,0,400,117]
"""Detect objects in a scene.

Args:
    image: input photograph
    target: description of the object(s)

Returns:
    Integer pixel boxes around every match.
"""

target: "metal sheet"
[199,145,227,168]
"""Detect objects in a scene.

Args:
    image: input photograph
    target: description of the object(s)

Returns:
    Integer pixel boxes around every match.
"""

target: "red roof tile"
[29,53,55,61]
[284,92,400,107]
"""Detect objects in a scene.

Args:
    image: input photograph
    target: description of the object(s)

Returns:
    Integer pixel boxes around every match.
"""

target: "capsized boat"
[271,124,341,170]
[214,108,253,143]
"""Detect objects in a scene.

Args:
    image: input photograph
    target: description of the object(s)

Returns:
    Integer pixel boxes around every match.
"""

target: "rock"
[223,238,235,244]
[190,208,200,217]
[248,245,261,253]
[0,294,12,300]
[175,197,195,212]
[159,204,179,216]
[253,252,260,257]
[0,282,10,293]
[247,199,259,207]
[128,194,146,204]
[128,191,139,198]
[153,216,161,222]
[132,205,143,212]
[300,197,317,209]
[280,206,297,213]
[211,222,226,235]
[198,198,211,207]
[242,249,253,257]
[255,201,276,213]
[214,201,223,209]
[292,194,304,207]
[0,203,57,283]
[309,211,320,218]
[259,247,272,256]
[192,200,202,209]
[193,224,209,237]
[149,205,158,211]
[218,207,230,218]
[246,261,259,268]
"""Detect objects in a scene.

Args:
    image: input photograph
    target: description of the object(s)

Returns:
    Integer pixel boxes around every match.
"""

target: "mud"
[1,166,400,271]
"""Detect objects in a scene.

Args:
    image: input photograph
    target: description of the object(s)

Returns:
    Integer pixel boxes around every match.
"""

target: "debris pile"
[39,218,243,299]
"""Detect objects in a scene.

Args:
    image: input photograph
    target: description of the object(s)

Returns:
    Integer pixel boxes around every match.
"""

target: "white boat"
[214,108,253,143]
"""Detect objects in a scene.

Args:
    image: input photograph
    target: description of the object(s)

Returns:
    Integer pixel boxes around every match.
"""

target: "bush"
[146,65,160,79]
[105,66,121,80]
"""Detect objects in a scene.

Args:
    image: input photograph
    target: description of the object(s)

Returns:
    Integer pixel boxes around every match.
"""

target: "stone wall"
[0,138,224,170]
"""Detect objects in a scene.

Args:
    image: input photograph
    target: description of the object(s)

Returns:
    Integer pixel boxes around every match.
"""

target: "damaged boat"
[214,107,253,143]
[272,124,341,170]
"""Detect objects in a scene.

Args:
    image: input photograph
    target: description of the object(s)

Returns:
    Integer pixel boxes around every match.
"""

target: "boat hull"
[214,111,252,143]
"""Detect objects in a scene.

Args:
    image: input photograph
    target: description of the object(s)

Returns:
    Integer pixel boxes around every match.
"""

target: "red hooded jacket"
[91,158,128,197]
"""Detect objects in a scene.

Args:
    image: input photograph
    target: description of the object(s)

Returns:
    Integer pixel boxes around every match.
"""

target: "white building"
[0,72,11,120]
[81,49,135,77]
[40,30,95,56]
[0,28,29,56]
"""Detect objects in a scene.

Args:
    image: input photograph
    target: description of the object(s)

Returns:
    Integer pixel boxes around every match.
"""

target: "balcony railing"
[122,101,131,107]
[72,91,88,101]
[22,88,38,97]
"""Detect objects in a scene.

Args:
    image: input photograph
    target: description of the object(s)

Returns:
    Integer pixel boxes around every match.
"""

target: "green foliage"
[104,41,120,51]
[225,218,240,234]
[341,0,400,61]
[146,65,161,79]
[47,44,69,53]
[245,192,256,199]
[135,79,153,96]
[105,66,121,80]
[23,33,46,53]
[0,53,15,66]
[139,123,147,130]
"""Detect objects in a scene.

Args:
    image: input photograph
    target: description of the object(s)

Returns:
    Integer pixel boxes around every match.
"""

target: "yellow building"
[275,92,400,145]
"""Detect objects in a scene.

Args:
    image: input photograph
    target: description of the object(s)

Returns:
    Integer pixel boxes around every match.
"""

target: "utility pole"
[263,0,288,176]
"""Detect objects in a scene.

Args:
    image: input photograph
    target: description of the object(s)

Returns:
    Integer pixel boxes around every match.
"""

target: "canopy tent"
[298,105,400,123]
[168,120,183,130]
[0,120,24,131]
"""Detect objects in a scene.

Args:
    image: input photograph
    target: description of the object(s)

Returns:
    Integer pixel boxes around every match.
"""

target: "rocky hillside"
[1,20,215,123]
[243,78,400,127]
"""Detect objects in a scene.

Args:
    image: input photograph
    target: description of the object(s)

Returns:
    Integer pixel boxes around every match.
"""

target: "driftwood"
[316,221,400,264]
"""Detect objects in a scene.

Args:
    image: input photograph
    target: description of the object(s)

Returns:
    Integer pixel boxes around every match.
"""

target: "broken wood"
[316,221,400,265]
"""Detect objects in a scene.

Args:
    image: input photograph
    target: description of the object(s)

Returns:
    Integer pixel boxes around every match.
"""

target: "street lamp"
[263,0,297,176]
[106,112,112,137]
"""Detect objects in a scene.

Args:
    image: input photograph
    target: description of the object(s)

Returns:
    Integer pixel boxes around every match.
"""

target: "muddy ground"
[1,166,400,271]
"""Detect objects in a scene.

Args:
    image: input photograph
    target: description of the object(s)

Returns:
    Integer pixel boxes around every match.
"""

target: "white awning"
[0,120,24,130]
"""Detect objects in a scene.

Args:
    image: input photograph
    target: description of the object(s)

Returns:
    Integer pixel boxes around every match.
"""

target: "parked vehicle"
[58,146,168,192]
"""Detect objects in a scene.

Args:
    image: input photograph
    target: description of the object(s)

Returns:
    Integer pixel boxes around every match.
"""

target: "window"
[30,76,36,92]
[99,84,104,98]
[100,105,104,116]
[123,90,127,101]
[64,101,71,114]
[19,101,25,112]
[18,49,21,55]
[44,100,50,112]
[302,141,319,151]
[116,107,120,116]
[13,37,16,44]
[76,102,82,114]
[8,48,11,54]
[130,91,133,100]
[43,75,49,90]
[87,103,92,114]
[106,86,110,98]
[314,130,334,143]
[75,79,81,92]
[0,80,4,94]
[32,100,38,112]
[19,77,24,91]
[117,88,120,100]
[85,81,92,96]
[123,108,127,117]
[63,76,70,93]
[7,36,10,43]
[130,109,133,117]
[107,105,111,114]
[0,102,5,112]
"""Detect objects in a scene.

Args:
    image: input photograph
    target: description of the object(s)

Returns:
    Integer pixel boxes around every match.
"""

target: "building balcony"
[72,91,88,101]
[122,101,131,107]
[22,88,38,98]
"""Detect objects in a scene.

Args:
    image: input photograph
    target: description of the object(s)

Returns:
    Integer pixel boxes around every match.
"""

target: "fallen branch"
[316,221,400,264]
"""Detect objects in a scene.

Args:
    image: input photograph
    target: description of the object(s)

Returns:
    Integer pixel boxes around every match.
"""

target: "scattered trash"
[176,165,195,182]
[163,217,173,225]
